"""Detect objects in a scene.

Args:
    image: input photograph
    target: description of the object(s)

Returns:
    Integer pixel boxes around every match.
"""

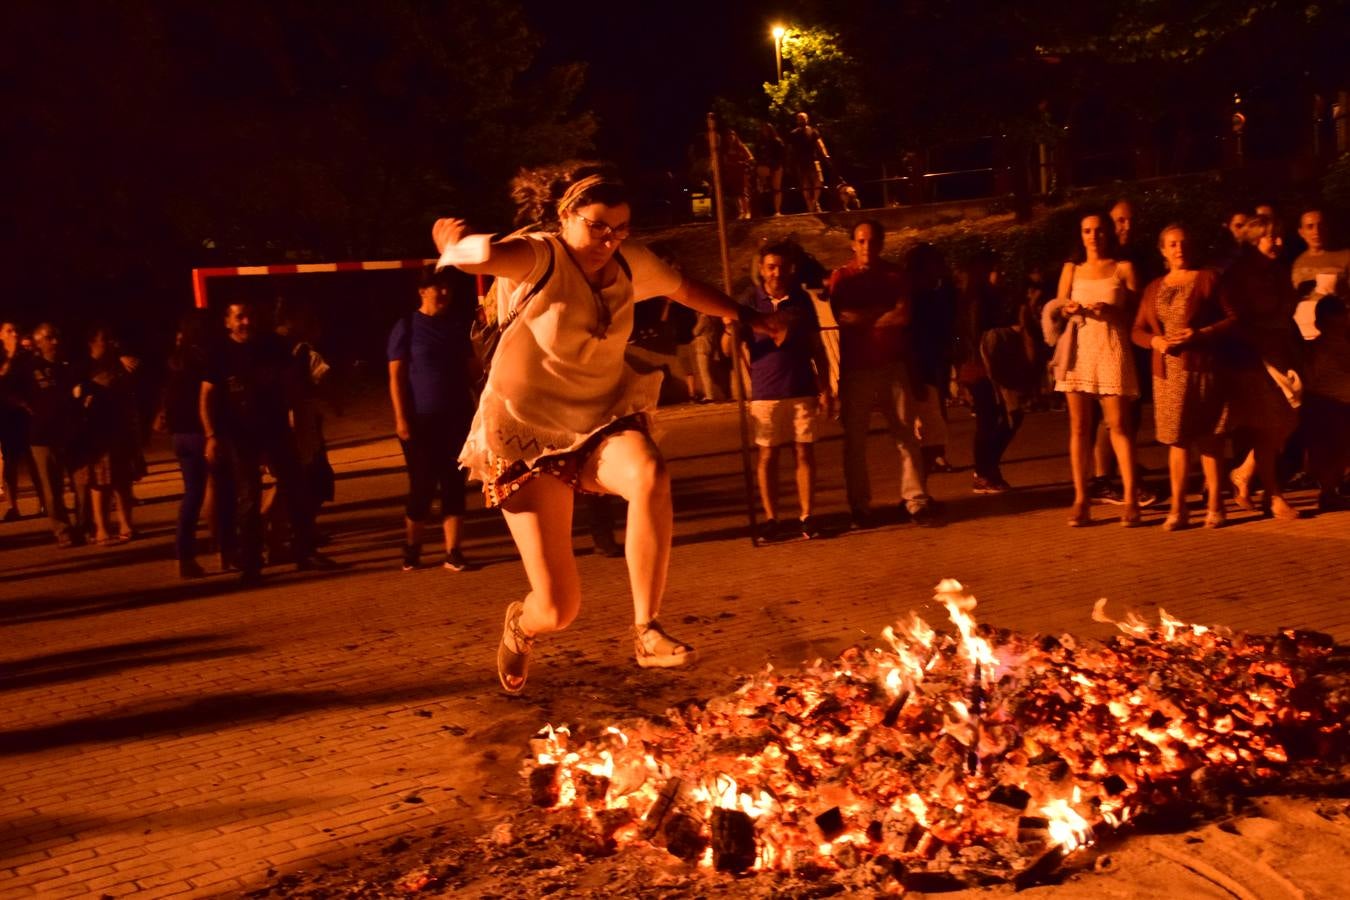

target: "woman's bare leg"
[90,486,111,542]
[1101,396,1138,516]
[500,476,582,638]
[1066,392,1094,519]
[1231,447,1256,508]
[579,429,672,626]
[114,485,134,536]
[1253,431,1297,519]
[1167,445,1190,520]
[1199,436,1224,519]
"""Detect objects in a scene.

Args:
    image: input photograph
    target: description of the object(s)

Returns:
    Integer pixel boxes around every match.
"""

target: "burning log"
[575,771,609,808]
[662,813,707,863]
[642,776,683,838]
[529,764,559,807]
[814,807,845,842]
[710,807,756,872]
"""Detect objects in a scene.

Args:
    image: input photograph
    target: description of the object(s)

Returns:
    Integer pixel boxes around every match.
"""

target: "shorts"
[750,397,818,447]
[400,410,473,520]
[483,413,649,510]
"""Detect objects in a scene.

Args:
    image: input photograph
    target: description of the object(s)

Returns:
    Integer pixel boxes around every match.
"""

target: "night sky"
[525,2,780,169]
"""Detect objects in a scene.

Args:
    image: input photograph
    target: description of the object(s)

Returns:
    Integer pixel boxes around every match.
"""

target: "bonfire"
[523,580,1345,892]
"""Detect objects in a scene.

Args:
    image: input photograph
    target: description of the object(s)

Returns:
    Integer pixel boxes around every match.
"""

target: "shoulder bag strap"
[499,238,556,333]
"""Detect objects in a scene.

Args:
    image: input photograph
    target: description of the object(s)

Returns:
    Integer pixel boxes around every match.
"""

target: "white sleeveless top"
[1053,264,1139,397]
[459,235,682,480]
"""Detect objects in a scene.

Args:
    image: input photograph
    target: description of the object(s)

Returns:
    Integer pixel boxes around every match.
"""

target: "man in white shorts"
[737,242,833,540]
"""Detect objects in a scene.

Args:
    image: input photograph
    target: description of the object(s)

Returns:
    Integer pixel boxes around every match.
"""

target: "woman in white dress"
[1044,212,1141,526]
[432,166,777,693]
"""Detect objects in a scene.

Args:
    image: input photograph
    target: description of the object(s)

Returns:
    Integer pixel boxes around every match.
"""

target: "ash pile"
[524,580,1349,893]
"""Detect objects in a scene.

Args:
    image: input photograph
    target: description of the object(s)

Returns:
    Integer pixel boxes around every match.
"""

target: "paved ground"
[2,394,1347,898]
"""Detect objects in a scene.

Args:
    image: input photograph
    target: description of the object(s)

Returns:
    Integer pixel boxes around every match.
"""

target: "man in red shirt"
[827,221,934,526]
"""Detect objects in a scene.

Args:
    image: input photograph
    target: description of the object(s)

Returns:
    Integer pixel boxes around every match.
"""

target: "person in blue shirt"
[388,266,478,572]
[738,242,833,540]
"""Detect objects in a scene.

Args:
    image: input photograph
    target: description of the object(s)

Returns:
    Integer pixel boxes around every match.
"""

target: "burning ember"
[523,581,1345,891]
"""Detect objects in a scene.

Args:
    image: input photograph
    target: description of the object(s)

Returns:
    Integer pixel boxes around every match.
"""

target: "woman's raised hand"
[432,217,467,253]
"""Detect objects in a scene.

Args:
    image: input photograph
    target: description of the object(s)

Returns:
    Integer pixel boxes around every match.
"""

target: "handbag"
[468,239,556,392]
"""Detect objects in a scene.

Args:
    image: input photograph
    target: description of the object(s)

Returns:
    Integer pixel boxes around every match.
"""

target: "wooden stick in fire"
[882,643,941,727]
[968,662,984,775]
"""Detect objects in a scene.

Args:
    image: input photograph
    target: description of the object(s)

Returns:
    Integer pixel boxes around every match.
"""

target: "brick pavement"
[1,398,1347,898]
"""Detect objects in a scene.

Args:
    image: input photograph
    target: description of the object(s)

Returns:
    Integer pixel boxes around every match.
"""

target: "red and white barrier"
[191,259,436,308]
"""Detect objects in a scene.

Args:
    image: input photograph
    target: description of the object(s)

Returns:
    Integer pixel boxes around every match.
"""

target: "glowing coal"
[523,581,1344,890]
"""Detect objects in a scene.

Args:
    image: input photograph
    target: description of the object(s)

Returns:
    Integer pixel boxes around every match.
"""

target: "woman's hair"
[1156,222,1186,247]
[1069,209,1118,263]
[509,161,628,229]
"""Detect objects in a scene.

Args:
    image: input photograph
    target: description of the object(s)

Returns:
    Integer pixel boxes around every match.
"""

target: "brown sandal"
[1066,502,1091,528]
[497,601,534,694]
[634,620,698,669]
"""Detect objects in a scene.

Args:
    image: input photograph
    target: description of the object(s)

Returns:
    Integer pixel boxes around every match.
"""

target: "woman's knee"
[618,448,670,500]
[530,581,583,630]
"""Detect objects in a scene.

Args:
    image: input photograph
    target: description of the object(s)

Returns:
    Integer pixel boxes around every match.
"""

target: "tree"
[4,0,595,331]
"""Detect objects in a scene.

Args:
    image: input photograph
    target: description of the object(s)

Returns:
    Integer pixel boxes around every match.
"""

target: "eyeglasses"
[573,211,630,243]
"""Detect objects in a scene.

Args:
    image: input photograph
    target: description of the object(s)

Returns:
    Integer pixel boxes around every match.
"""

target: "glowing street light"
[771,25,786,84]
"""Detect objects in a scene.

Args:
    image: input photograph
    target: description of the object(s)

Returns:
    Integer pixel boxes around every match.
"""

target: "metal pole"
[707,112,762,547]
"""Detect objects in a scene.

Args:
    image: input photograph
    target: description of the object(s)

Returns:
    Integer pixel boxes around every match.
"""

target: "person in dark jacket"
[163,310,223,578]
[0,320,38,521]
[22,323,81,546]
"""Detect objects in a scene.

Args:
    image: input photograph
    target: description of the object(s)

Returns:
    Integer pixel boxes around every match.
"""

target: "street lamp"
[772,25,785,84]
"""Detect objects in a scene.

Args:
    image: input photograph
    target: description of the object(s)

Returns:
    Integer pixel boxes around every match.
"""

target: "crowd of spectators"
[1,299,337,583]
[690,198,1348,537]
[2,197,1346,582]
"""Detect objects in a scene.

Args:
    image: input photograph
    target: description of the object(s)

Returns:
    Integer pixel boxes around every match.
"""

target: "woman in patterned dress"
[1132,225,1237,530]
[432,165,778,693]
[1044,212,1141,526]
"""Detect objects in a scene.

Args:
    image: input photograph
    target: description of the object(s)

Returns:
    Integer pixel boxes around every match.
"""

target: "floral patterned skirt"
[481,414,649,509]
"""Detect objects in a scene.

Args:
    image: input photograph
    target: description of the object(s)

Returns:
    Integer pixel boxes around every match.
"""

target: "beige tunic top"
[459,234,682,481]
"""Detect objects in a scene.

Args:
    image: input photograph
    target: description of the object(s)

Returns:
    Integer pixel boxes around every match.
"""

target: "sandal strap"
[507,608,535,653]
[635,620,690,655]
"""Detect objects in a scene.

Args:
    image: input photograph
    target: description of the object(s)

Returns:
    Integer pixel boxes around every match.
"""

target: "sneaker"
[178,559,207,580]
[799,515,823,540]
[928,457,957,474]
[910,505,939,527]
[759,518,782,542]
[1090,478,1125,505]
[443,548,470,572]
[849,509,874,531]
[972,475,1009,494]
[634,620,698,669]
[401,544,420,572]
[295,552,339,572]
[1284,471,1318,492]
[1135,486,1159,508]
[593,532,625,558]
